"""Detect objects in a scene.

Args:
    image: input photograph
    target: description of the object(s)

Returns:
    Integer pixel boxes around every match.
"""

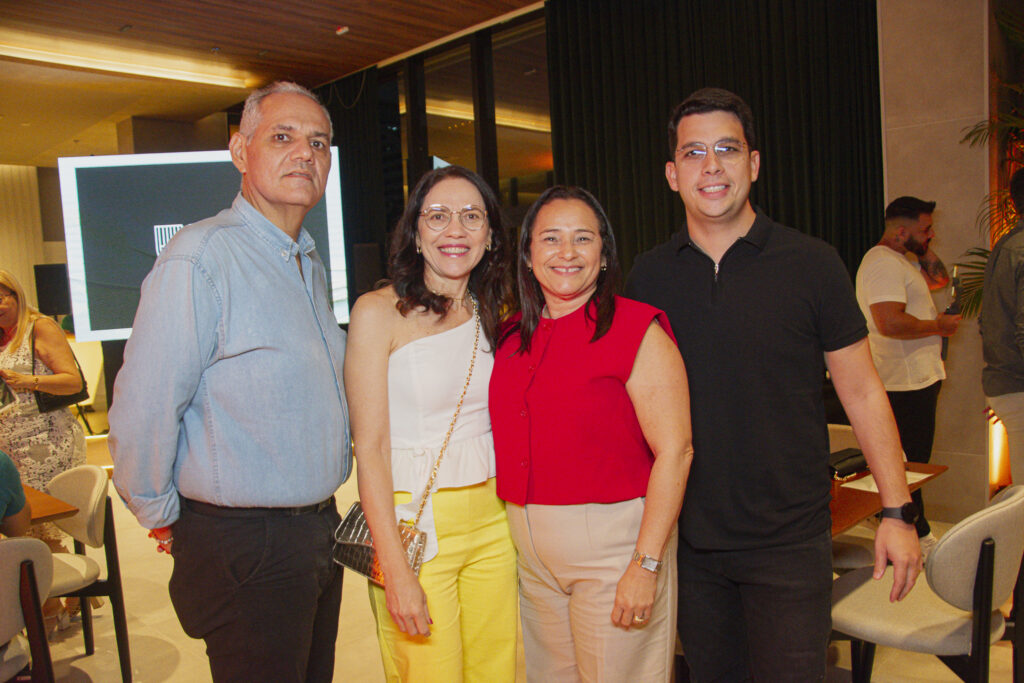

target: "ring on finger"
[632,614,648,625]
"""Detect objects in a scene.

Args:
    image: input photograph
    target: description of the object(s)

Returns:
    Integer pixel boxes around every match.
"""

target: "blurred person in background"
[0,268,85,631]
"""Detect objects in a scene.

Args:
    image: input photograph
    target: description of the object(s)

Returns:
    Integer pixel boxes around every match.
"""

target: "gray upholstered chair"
[46,464,132,682]
[832,484,1024,682]
[833,534,876,572]
[0,537,55,682]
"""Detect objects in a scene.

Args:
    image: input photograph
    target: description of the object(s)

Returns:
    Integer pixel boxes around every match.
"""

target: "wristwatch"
[632,550,662,574]
[880,502,920,525]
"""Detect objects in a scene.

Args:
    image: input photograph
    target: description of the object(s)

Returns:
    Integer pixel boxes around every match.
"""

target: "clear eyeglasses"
[418,205,488,231]
[675,140,747,164]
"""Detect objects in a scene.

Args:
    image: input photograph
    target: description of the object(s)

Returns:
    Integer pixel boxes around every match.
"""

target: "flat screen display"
[58,148,348,341]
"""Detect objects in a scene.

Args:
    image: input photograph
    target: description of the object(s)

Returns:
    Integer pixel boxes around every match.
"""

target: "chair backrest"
[990,485,1018,506]
[927,485,1024,610]
[47,464,108,548]
[66,338,105,409]
[828,424,860,452]
[0,538,53,644]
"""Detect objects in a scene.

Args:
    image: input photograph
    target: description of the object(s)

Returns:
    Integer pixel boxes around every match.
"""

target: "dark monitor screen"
[58,149,348,341]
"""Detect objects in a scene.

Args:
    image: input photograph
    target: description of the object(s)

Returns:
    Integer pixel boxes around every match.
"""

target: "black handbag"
[829,447,868,481]
[31,324,89,413]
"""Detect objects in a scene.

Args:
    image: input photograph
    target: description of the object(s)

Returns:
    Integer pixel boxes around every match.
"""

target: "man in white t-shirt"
[855,196,961,556]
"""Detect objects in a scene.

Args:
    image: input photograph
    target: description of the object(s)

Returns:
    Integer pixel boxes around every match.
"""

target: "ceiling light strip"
[0,43,250,89]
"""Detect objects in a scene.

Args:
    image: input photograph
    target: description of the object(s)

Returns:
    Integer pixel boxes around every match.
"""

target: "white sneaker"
[919,532,938,560]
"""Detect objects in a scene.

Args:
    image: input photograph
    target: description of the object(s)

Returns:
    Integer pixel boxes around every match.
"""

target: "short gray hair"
[238,81,333,141]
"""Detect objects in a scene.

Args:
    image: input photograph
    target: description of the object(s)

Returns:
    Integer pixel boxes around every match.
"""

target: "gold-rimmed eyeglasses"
[418,205,488,232]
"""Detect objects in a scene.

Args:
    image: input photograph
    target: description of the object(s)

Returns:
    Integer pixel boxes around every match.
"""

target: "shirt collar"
[231,193,317,260]
[673,208,772,254]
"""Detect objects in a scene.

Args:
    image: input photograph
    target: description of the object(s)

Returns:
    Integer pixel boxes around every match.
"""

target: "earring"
[527,264,533,271]
[600,264,607,271]
[416,244,422,254]
[485,239,493,252]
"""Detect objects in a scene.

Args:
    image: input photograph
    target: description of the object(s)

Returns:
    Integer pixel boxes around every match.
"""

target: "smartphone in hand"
[0,376,17,410]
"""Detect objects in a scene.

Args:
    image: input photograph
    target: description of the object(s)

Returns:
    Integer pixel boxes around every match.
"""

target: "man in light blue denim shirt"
[109,81,351,683]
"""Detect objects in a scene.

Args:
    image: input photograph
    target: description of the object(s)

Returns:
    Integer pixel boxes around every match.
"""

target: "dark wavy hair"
[508,185,620,354]
[386,165,511,349]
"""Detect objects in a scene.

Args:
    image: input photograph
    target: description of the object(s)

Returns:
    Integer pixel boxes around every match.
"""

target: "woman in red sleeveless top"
[489,186,693,681]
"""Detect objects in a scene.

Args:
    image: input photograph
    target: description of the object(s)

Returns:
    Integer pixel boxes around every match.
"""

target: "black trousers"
[677,530,833,682]
[168,497,343,683]
[887,380,941,537]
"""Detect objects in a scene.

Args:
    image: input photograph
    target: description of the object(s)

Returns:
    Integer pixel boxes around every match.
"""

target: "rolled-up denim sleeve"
[108,254,220,528]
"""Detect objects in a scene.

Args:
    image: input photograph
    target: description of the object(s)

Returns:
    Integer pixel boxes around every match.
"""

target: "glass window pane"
[425,44,476,172]
[493,18,552,213]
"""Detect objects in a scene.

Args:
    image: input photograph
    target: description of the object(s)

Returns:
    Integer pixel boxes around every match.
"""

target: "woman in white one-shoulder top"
[344,166,516,682]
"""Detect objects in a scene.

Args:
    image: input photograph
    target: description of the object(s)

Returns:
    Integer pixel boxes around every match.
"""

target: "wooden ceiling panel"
[1,0,541,87]
[0,1,542,166]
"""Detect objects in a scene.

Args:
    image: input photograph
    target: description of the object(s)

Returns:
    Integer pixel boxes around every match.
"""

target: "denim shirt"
[109,194,351,528]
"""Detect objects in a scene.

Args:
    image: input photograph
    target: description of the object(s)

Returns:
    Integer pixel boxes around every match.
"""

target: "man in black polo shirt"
[625,87,921,681]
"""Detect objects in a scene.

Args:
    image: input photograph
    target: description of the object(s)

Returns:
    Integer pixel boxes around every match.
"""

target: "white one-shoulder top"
[387,315,495,561]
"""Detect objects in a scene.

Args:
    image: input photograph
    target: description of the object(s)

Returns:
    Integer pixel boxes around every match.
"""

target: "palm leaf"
[996,7,1024,51]
[954,247,991,319]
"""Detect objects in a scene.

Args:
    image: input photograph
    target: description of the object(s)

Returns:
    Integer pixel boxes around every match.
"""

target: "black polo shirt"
[625,211,866,550]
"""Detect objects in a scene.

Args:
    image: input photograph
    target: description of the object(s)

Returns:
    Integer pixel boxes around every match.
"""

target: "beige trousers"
[507,498,678,683]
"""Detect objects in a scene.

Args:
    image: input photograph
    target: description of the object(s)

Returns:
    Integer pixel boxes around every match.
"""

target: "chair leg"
[80,590,95,655]
[1016,627,1024,683]
[850,639,875,683]
[1013,558,1024,683]
[104,496,132,683]
[75,404,94,435]
[968,539,996,683]
[19,560,55,683]
[110,583,131,682]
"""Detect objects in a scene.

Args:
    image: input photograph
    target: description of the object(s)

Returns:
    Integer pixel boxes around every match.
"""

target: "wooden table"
[830,462,947,536]
[23,485,78,524]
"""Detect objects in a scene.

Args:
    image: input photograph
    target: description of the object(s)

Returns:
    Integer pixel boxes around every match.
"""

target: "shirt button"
[520,409,527,418]
[528,365,535,372]
[281,249,288,259]
[520,460,528,468]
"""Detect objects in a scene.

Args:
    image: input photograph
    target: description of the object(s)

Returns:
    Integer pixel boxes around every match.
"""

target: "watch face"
[901,502,920,525]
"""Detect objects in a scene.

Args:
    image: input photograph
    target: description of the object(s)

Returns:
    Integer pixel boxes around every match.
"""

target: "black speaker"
[34,263,71,316]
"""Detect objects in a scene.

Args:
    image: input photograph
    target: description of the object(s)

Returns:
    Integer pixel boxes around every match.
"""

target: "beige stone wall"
[0,164,45,305]
[877,0,991,522]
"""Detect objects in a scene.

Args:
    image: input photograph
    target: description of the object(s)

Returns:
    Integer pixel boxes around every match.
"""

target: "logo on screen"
[154,224,183,255]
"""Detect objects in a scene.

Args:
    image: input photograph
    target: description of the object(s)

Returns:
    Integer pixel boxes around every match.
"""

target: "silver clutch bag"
[332,501,426,587]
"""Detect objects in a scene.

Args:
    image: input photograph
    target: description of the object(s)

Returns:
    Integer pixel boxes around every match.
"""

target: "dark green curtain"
[315,68,387,306]
[546,0,883,275]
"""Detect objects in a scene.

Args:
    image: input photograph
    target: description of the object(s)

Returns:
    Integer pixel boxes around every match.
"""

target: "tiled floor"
[41,418,1015,681]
